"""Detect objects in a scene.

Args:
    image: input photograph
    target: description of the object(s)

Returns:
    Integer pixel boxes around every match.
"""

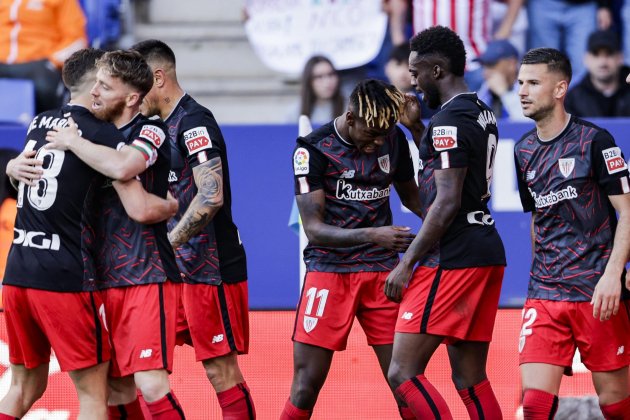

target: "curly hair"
[348,79,406,129]
[409,26,466,77]
[96,50,154,98]
[521,48,572,83]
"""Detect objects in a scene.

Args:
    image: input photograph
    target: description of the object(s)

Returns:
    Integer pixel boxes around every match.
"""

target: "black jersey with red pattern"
[293,120,415,272]
[424,93,506,269]
[515,116,630,301]
[165,94,247,285]
[4,105,123,292]
[416,133,440,268]
[83,114,180,289]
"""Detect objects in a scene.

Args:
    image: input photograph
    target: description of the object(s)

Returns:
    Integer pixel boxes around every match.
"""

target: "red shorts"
[396,265,504,342]
[179,281,250,362]
[3,285,110,372]
[102,281,180,377]
[519,299,630,372]
[292,271,399,351]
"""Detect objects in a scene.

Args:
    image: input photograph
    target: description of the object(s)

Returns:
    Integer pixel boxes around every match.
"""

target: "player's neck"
[439,79,470,106]
[159,84,185,120]
[536,109,571,142]
[113,107,142,128]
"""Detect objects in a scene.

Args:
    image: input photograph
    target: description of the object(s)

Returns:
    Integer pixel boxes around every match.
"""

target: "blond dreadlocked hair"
[349,79,406,129]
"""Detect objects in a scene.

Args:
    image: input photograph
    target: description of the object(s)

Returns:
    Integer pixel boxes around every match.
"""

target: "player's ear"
[126,91,141,108]
[554,80,568,99]
[346,110,355,127]
[153,69,166,88]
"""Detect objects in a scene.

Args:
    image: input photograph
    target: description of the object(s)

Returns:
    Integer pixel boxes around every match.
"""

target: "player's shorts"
[396,265,504,342]
[180,281,250,362]
[292,271,399,351]
[102,281,180,377]
[3,285,110,372]
[519,299,630,372]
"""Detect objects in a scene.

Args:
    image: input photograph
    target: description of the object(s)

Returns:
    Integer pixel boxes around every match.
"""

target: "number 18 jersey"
[4,105,124,292]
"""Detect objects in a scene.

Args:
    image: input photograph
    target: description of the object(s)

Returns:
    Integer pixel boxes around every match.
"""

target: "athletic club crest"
[378,154,390,174]
[304,316,318,333]
[558,158,575,178]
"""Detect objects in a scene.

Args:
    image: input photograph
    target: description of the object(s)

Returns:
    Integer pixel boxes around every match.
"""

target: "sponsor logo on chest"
[335,179,390,201]
[432,126,458,151]
[602,147,627,174]
[184,126,212,154]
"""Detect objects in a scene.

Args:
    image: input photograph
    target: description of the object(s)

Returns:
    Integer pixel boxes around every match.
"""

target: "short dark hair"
[62,48,106,90]
[388,43,411,64]
[521,48,572,83]
[96,50,154,97]
[409,26,466,76]
[348,79,405,129]
[131,39,177,67]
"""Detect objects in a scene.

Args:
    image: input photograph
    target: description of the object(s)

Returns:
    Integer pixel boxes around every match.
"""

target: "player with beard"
[46,50,185,419]
[131,39,256,419]
[282,79,424,420]
[384,26,506,419]
[515,48,630,420]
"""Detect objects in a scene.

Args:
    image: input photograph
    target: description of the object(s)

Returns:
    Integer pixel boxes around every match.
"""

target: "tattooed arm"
[168,156,223,247]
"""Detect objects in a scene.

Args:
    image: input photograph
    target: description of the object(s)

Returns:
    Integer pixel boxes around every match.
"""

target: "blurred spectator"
[491,0,528,54]
[565,30,630,117]
[389,0,525,91]
[527,0,612,83]
[287,55,345,125]
[384,43,437,119]
[0,0,87,114]
[476,39,527,120]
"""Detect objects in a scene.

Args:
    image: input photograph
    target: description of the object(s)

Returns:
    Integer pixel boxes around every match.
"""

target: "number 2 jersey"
[514,115,630,301]
[165,94,247,285]
[4,104,124,292]
[293,120,415,272]
[83,114,180,289]
[419,92,506,269]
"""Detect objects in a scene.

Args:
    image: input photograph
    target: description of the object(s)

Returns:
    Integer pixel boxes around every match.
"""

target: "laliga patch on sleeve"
[432,126,458,151]
[294,147,310,175]
[139,124,166,148]
[184,126,212,155]
[602,147,628,174]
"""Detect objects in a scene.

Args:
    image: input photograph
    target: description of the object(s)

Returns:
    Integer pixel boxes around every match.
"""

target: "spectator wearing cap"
[566,30,630,117]
[476,39,527,120]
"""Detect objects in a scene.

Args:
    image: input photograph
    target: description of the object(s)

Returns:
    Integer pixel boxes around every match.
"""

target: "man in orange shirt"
[0,0,87,113]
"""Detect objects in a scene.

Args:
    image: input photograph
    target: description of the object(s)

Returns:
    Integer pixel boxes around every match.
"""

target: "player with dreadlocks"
[281,79,425,419]
[384,26,506,419]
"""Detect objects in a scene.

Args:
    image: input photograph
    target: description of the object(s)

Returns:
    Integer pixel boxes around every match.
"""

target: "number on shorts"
[17,140,65,211]
[520,307,537,337]
[304,287,329,317]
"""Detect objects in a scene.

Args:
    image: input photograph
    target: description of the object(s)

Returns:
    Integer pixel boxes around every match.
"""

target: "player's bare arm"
[385,167,466,302]
[593,193,630,321]
[297,188,414,250]
[393,178,423,219]
[168,156,223,248]
[6,150,43,187]
[113,179,178,224]
[45,117,146,181]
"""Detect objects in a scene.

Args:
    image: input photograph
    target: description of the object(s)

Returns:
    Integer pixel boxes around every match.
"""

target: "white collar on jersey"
[537,113,572,142]
[441,92,476,109]
[163,92,188,121]
[333,117,354,147]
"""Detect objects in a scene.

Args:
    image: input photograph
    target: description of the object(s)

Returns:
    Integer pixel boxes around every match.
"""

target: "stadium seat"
[0,78,35,125]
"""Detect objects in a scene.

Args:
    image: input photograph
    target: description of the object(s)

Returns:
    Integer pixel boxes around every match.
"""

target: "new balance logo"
[526,170,536,181]
[139,349,153,358]
[618,346,625,356]
[401,312,413,320]
[212,334,224,344]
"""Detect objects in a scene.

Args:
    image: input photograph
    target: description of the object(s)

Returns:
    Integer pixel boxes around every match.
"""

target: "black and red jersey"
[165,94,247,285]
[84,114,180,289]
[515,116,630,301]
[4,105,123,292]
[422,92,506,269]
[293,120,415,272]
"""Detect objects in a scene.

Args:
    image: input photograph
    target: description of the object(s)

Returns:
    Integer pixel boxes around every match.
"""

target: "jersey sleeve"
[393,129,414,182]
[129,121,167,168]
[178,111,223,168]
[427,114,471,170]
[293,140,327,195]
[591,130,630,195]
[514,148,535,212]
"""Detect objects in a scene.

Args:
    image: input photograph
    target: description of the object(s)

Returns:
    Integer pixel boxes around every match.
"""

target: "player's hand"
[384,260,414,302]
[591,271,621,321]
[45,117,81,151]
[369,225,414,252]
[166,192,179,218]
[6,150,43,186]
[399,94,422,128]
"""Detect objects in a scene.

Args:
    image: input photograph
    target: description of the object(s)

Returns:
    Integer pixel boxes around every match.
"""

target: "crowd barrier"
[1,119,629,309]
[0,310,602,419]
